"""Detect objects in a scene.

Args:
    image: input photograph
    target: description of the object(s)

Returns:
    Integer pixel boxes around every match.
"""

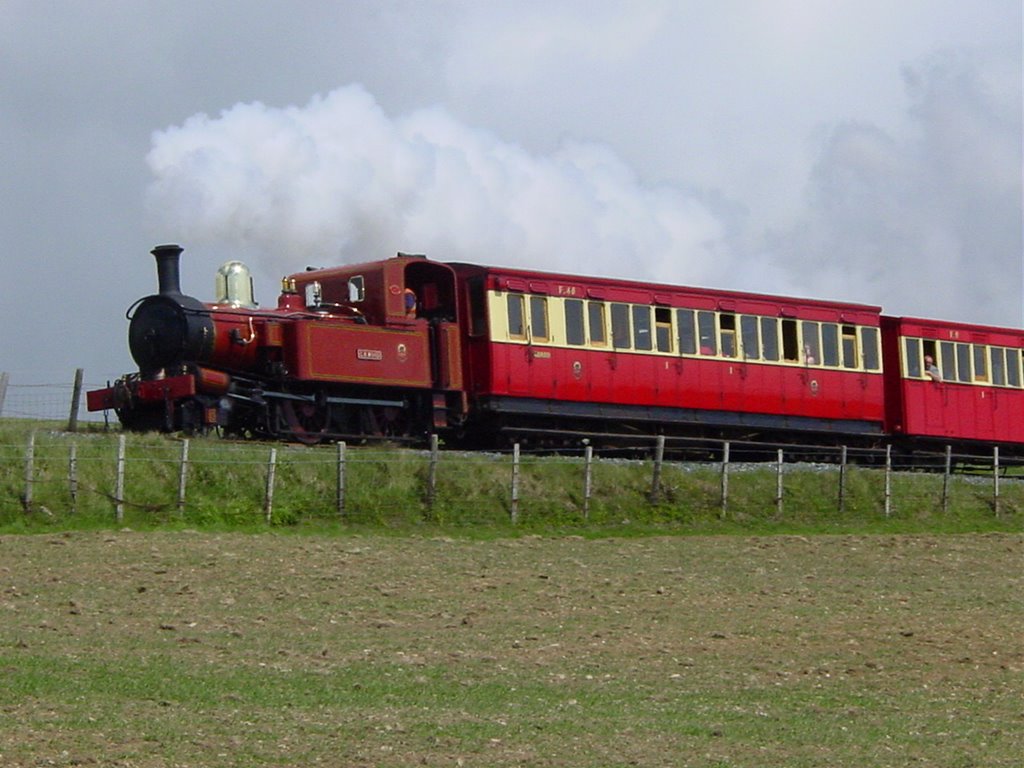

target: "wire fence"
[2,429,1020,528]
[0,370,111,425]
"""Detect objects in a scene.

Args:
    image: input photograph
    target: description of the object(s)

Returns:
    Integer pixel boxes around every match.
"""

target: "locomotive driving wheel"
[359,405,410,438]
[280,397,330,445]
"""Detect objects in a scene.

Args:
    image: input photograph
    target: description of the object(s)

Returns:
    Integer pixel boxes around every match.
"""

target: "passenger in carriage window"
[924,355,942,382]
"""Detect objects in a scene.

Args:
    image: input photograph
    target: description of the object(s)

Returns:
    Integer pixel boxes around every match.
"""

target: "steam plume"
[147,84,729,284]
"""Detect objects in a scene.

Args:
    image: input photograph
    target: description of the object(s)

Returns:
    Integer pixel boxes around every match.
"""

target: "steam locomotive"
[88,244,1024,455]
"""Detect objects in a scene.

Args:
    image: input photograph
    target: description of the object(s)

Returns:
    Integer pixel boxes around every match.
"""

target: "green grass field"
[1,423,1021,765]
[1,531,1021,767]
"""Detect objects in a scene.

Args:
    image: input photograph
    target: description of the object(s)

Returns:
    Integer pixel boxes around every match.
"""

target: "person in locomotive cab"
[399,288,415,319]
[924,355,942,382]
[403,288,418,318]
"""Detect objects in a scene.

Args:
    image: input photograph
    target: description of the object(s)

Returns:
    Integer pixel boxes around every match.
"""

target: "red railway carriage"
[451,263,886,443]
[881,315,1024,449]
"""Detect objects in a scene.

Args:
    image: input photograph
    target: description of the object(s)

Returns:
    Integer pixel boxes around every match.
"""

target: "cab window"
[347,275,365,302]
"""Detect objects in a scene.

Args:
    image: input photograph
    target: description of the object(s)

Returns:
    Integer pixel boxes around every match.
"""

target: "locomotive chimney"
[151,244,184,295]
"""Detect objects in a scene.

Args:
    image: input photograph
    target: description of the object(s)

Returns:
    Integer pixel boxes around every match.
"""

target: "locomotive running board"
[254,391,407,409]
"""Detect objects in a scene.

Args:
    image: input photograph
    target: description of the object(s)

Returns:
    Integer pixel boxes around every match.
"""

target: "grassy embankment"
[1,420,1020,536]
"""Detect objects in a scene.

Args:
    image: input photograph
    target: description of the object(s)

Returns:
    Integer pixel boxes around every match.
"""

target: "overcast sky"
[1,0,1020,389]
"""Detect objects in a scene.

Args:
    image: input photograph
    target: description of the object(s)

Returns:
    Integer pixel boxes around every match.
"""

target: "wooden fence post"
[942,445,952,514]
[0,371,9,417]
[264,447,277,524]
[115,434,126,523]
[67,368,84,433]
[993,445,1000,517]
[649,435,665,503]
[177,439,190,515]
[336,441,347,518]
[68,441,78,515]
[23,430,35,513]
[884,444,892,518]
[775,448,784,517]
[510,443,521,524]
[582,444,594,520]
[837,445,847,514]
[427,433,439,511]
[720,441,730,519]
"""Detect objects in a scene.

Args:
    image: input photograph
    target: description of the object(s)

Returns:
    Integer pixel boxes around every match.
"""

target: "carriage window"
[955,343,971,383]
[861,327,880,371]
[939,341,955,381]
[677,309,696,355]
[655,307,673,353]
[905,338,922,378]
[761,317,780,361]
[991,347,1006,386]
[697,311,717,355]
[741,315,760,360]
[841,325,858,369]
[611,303,631,349]
[565,299,585,346]
[1010,351,1022,388]
[347,275,365,302]
[973,345,989,382]
[588,301,607,346]
[506,294,526,340]
[719,313,737,358]
[632,305,653,351]
[821,323,840,367]
[782,319,799,361]
[801,321,821,365]
[529,296,549,342]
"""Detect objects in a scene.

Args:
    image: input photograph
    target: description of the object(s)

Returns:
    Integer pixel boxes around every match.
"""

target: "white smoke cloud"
[146,84,729,286]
